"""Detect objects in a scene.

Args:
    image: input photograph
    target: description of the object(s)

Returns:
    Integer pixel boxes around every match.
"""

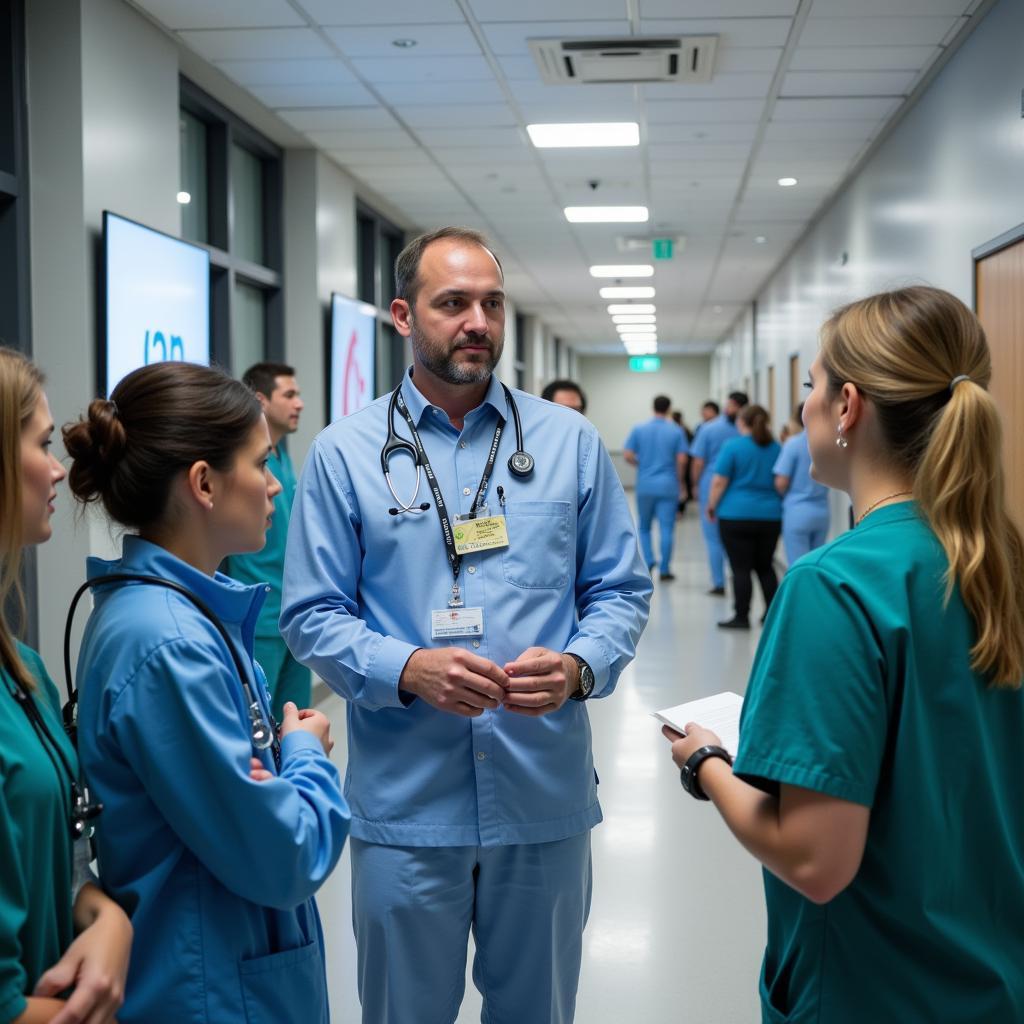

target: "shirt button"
[477,751,486,761]
[463,487,471,495]
[460,441,467,449]
[467,565,476,574]
[472,640,481,648]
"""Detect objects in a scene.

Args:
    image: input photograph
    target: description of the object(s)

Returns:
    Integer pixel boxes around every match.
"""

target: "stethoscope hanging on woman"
[63,574,281,772]
[381,382,534,516]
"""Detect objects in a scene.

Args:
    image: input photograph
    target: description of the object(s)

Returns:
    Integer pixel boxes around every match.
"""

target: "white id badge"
[431,606,485,639]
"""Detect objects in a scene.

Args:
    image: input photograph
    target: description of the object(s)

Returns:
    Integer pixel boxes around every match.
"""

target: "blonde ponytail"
[821,286,1024,688]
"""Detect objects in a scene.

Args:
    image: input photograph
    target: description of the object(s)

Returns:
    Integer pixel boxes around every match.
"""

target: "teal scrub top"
[0,644,76,1024]
[732,502,1024,1023]
[225,441,296,637]
[714,435,782,521]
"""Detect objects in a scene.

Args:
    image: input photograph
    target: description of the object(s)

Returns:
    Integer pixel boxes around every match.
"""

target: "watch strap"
[566,653,593,701]
[680,745,733,801]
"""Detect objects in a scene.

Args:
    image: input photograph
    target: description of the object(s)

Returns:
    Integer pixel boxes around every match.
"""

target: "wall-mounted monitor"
[329,292,377,422]
[102,211,210,397]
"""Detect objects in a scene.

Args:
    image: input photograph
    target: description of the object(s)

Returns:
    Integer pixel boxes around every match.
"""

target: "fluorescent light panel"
[616,322,656,334]
[528,122,639,148]
[607,304,655,315]
[620,332,658,342]
[599,286,655,299]
[612,314,657,324]
[589,264,654,278]
[565,206,648,223]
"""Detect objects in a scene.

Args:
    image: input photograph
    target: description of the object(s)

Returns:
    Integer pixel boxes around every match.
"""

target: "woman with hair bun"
[0,347,131,1024]
[706,403,783,629]
[63,362,350,1024]
[665,287,1024,1022]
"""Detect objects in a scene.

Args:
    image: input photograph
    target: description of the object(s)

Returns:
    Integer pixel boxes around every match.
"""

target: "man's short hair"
[242,362,296,398]
[703,400,720,415]
[394,227,503,307]
[728,390,749,408]
[653,395,671,414]
[541,379,587,413]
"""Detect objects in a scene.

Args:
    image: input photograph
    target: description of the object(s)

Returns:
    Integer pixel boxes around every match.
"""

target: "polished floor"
[317,508,772,1023]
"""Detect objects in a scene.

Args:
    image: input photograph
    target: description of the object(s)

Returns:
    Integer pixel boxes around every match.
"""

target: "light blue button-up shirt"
[691,413,739,502]
[282,369,652,847]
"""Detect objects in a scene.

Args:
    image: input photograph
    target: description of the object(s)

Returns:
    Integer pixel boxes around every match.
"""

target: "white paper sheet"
[652,691,744,756]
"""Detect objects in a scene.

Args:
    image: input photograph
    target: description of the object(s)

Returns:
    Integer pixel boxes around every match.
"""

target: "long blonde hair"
[0,348,45,690]
[821,286,1024,688]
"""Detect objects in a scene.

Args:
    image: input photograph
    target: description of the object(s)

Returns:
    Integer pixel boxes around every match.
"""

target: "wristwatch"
[566,654,594,702]
[680,745,733,801]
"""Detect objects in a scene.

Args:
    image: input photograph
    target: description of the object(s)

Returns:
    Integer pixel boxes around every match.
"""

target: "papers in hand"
[653,691,744,757]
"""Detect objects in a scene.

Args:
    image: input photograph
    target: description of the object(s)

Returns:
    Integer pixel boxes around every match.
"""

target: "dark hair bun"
[63,399,128,505]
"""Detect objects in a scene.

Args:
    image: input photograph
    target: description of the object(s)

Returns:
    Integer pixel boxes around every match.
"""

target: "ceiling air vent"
[529,36,717,86]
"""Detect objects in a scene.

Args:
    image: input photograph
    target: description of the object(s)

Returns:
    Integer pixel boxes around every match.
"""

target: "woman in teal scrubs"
[664,287,1024,1022]
[63,363,350,1023]
[0,348,132,1024]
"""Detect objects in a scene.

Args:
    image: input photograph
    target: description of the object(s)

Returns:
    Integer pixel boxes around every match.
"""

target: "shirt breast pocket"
[500,500,572,589]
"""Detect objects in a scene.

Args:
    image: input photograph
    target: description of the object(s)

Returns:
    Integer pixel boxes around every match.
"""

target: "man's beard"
[411,321,502,385]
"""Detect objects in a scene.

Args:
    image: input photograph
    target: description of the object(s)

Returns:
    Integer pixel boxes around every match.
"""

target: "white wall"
[578,354,712,454]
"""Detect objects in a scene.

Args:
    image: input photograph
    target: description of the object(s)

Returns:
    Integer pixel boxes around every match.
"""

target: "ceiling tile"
[178,28,335,60]
[300,0,465,23]
[481,21,631,56]
[374,81,507,105]
[247,82,376,108]
[645,99,763,123]
[646,121,758,143]
[133,0,304,30]
[762,118,880,141]
[788,45,940,71]
[432,145,537,165]
[780,70,917,97]
[468,0,626,19]
[639,0,798,14]
[798,16,962,47]
[495,55,544,80]
[715,46,784,73]
[643,72,774,100]
[278,107,399,131]
[324,24,483,57]
[639,18,793,47]
[772,96,901,120]
[214,59,358,87]
[350,55,496,83]
[808,0,970,13]
[395,103,519,128]
[648,141,755,162]
[416,126,526,147]
[330,148,435,167]
[306,129,416,149]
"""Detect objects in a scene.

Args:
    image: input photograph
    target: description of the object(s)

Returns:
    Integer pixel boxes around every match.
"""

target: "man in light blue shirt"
[773,413,831,565]
[689,391,747,593]
[281,227,651,1024]
[623,395,689,581]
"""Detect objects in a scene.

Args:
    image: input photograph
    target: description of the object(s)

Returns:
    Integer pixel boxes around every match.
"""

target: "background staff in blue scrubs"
[63,364,350,1024]
[0,348,132,1024]
[664,287,1024,1023]
[282,227,651,1024]
[773,404,830,566]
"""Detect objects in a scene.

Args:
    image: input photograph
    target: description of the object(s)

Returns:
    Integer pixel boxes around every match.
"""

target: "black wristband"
[680,745,733,801]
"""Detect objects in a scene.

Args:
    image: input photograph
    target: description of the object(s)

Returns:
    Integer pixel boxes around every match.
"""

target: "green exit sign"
[652,238,674,260]
[629,356,661,373]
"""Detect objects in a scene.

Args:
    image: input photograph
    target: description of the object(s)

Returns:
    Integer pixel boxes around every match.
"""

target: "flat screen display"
[329,293,377,422]
[102,211,210,396]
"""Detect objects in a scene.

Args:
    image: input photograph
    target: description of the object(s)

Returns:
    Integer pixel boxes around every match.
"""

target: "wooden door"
[975,236,1024,526]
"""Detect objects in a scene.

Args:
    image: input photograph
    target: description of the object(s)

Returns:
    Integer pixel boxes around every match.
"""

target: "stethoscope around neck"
[381,382,534,516]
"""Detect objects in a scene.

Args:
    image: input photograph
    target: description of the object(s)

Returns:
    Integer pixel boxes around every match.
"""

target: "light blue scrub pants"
[698,487,726,589]
[636,491,678,574]
[781,508,830,567]
[351,833,592,1024]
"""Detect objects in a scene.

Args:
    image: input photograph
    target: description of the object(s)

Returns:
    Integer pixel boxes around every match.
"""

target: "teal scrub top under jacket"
[732,502,1024,1023]
[714,435,782,521]
[224,442,296,637]
[76,537,351,1024]
[0,645,76,1024]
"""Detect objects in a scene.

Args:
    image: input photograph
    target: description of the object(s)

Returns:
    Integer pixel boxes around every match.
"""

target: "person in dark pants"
[706,404,782,628]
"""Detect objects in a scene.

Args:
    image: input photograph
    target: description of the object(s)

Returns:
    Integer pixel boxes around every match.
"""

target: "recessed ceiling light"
[599,286,655,299]
[589,264,654,278]
[754,235,767,244]
[616,322,656,333]
[624,342,658,354]
[607,304,656,315]
[778,177,798,187]
[528,122,640,148]
[392,38,417,48]
[565,206,648,223]
[612,314,657,324]
[620,332,658,342]
[176,191,191,205]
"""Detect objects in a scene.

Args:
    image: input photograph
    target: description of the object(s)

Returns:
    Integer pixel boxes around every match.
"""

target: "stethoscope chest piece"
[508,451,534,478]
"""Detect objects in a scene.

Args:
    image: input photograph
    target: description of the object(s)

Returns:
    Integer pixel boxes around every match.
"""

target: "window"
[354,200,405,393]
[179,78,283,373]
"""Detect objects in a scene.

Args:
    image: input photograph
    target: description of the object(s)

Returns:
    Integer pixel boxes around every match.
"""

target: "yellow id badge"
[452,515,509,555]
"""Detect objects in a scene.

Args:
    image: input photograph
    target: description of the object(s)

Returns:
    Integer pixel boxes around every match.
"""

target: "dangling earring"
[835,423,848,449]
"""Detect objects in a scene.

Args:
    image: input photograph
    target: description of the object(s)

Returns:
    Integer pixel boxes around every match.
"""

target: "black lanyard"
[394,388,504,607]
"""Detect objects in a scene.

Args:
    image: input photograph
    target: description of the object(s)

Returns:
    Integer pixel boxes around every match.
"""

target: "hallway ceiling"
[131,0,984,354]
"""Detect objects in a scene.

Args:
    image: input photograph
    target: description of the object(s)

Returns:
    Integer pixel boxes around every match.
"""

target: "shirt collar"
[400,366,509,428]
